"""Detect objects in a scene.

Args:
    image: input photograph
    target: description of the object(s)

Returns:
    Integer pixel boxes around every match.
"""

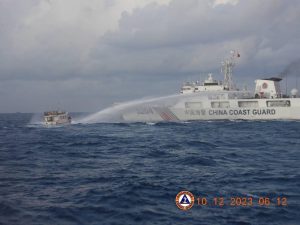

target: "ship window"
[185,102,203,109]
[238,101,259,108]
[46,117,53,122]
[211,101,230,108]
[204,83,218,86]
[266,100,291,107]
[182,87,192,91]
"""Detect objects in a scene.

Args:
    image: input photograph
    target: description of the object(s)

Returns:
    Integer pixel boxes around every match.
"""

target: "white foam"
[29,113,44,125]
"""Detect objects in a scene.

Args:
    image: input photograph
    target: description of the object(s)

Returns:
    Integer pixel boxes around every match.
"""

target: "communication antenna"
[285,75,288,96]
[221,50,240,90]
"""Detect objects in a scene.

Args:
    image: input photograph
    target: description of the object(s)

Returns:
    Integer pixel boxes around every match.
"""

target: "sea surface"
[0,113,300,225]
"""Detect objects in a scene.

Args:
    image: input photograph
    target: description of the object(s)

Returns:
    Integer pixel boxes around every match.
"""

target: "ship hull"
[44,120,71,126]
[122,98,300,122]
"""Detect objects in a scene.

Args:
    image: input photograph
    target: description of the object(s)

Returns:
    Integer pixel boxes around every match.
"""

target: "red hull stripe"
[155,107,179,121]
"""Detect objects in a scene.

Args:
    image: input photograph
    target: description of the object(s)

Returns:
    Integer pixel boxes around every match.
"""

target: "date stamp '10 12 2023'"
[197,196,287,207]
[175,191,288,211]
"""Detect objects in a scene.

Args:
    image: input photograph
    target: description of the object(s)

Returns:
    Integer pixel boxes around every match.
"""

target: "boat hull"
[44,120,71,126]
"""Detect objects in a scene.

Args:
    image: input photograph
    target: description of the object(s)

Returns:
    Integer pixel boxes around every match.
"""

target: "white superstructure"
[180,74,224,94]
[44,111,72,125]
[122,51,300,122]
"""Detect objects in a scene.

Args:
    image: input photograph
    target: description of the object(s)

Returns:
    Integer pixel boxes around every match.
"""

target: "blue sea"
[0,113,300,225]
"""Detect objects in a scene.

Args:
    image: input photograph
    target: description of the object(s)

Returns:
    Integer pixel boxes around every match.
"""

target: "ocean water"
[0,113,300,225]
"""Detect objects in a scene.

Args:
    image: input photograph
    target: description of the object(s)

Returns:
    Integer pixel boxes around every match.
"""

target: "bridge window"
[182,88,191,90]
[204,83,218,86]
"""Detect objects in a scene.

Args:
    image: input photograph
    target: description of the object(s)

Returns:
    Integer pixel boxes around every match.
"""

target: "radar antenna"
[221,50,240,90]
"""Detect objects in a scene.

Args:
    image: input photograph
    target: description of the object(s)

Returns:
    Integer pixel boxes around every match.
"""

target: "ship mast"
[221,50,239,90]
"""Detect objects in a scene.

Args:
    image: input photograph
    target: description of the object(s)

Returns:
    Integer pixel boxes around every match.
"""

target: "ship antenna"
[285,75,288,97]
[221,50,239,90]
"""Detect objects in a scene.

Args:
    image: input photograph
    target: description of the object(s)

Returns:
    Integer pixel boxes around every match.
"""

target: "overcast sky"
[1,0,300,112]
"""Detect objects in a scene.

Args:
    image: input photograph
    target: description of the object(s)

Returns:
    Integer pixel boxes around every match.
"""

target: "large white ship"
[122,51,300,122]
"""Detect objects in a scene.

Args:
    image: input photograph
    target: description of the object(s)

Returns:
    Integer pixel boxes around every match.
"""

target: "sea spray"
[78,93,201,123]
[78,94,179,123]
[29,113,44,125]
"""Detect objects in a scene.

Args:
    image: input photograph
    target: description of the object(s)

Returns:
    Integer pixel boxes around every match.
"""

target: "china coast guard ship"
[122,51,300,122]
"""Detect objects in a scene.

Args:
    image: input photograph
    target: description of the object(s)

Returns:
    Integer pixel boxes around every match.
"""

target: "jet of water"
[79,93,191,123]
[29,113,44,125]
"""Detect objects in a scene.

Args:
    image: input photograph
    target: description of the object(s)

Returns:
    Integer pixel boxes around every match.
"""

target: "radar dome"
[291,88,298,97]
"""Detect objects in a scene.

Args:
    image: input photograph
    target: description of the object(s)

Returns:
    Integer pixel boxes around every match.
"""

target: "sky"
[0,0,300,112]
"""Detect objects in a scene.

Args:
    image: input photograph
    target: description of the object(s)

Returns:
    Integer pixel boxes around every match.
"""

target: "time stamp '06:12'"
[196,197,288,207]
